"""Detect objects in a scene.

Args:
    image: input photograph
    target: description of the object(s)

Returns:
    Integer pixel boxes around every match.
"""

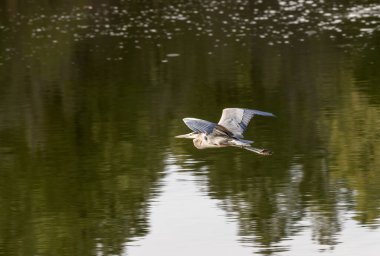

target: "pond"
[0,1,380,255]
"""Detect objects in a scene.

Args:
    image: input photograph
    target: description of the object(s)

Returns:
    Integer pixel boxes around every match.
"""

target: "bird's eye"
[204,136,208,141]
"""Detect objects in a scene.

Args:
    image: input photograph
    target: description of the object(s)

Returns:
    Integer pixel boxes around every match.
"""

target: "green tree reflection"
[0,41,167,255]
[0,1,379,255]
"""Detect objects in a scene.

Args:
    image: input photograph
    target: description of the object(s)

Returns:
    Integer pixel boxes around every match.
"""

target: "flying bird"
[175,108,275,155]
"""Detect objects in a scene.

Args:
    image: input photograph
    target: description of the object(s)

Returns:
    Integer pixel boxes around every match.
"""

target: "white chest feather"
[193,134,229,149]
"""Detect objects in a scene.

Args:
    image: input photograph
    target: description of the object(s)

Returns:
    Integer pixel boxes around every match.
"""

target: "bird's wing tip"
[251,109,276,117]
[183,117,197,123]
[222,108,276,117]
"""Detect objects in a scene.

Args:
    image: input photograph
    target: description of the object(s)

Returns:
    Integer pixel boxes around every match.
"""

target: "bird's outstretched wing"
[182,118,217,134]
[218,108,274,138]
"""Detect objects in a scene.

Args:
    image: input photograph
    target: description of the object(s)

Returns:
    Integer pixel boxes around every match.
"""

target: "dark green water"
[1,1,380,255]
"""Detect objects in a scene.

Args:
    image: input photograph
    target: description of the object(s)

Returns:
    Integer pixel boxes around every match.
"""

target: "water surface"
[1,1,380,255]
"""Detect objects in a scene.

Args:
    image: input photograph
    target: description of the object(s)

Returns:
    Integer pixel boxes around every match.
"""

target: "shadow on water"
[0,0,380,255]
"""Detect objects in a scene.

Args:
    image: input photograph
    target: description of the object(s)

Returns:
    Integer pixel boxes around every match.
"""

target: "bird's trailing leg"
[229,139,273,156]
[243,146,272,156]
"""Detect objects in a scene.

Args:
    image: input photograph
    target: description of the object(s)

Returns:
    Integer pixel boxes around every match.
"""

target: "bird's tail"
[243,146,273,156]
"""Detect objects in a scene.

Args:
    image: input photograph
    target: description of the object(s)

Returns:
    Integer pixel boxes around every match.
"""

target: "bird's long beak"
[175,132,197,139]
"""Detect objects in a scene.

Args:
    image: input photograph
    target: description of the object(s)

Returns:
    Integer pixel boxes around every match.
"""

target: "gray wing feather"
[218,108,274,137]
[183,118,217,134]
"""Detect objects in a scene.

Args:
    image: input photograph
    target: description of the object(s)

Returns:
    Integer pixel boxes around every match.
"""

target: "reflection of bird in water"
[175,108,275,155]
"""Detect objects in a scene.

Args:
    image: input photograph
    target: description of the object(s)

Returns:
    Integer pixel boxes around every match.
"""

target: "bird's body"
[175,108,275,155]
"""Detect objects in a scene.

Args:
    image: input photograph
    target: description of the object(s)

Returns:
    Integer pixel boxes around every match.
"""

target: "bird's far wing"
[218,108,275,137]
[182,118,217,134]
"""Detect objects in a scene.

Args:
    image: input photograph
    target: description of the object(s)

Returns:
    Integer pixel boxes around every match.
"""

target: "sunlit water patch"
[0,1,379,63]
[127,144,380,255]
[127,154,254,256]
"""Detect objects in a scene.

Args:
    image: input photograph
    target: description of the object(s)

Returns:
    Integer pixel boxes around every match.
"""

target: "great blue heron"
[175,108,275,155]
